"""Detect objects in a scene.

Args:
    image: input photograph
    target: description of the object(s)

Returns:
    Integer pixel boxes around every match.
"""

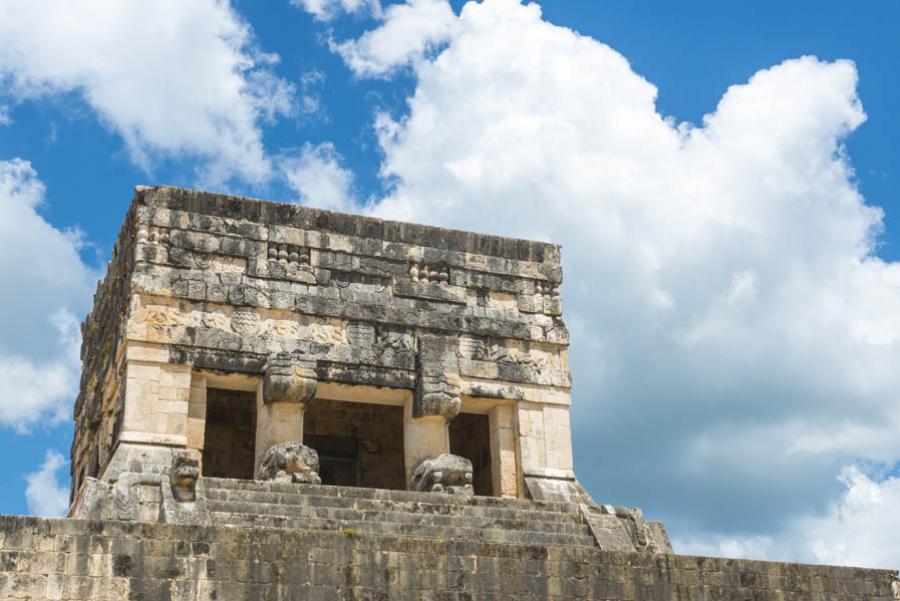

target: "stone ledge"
[137,185,560,264]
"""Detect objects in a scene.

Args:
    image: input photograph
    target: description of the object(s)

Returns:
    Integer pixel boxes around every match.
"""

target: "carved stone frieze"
[266,242,316,283]
[518,280,561,316]
[261,319,301,338]
[197,311,228,330]
[347,321,376,347]
[231,308,261,334]
[393,279,467,305]
[408,261,450,284]
[458,335,555,368]
[377,327,416,352]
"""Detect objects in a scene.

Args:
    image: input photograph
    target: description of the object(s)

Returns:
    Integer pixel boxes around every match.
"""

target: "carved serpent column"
[254,351,319,480]
[405,334,465,491]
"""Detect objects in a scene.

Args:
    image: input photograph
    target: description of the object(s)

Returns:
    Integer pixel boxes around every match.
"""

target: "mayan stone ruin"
[1,185,898,599]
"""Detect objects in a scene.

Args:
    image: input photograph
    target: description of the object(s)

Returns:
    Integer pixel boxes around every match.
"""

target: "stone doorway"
[304,435,361,487]
[202,388,257,479]
[303,399,405,490]
[450,412,494,496]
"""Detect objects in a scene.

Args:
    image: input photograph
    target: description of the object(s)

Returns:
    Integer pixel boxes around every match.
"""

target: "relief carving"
[347,321,376,347]
[377,328,416,352]
[409,261,450,284]
[170,450,200,503]
[197,311,228,330]
[231,308,261,334]
[257,442,321,484]
[267,242,316,283]
[228,284,269,307]
[459,335,553,368]
[193,253,212,270]
[136,305,181,326]
[518,280,562,315]
[263,352,317,406]
[411,454,473,496]
[304,323,344,345]
[262,319,301,338]
[414,334,461,420]
[136,225,171,263]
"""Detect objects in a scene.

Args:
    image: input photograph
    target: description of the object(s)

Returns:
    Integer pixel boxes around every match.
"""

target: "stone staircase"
[202,477,599,549]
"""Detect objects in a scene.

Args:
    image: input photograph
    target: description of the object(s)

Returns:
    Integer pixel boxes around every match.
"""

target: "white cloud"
[281,142,356,211]
[0,105,10,126]
[675,465,900,569]
[291,0,382,22]
[25,450,69,517]
[299,69,327,117]
[800,466,900,569]
[0,159,96,432]
[336,0,900,568]
[332,0,456,77]
[0,0,295,185]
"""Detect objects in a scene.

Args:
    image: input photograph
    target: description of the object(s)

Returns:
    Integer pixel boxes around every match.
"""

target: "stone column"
[516,401,582,503]
[489,404,519,498]
[254,352,317,476]
[186,375,207,460]
[404,334,461,486]
[403,403,450,485]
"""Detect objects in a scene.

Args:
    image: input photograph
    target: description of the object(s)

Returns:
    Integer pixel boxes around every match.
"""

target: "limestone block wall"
[1,516,897,601]
[72,186,577,501]
[70,203,138,498]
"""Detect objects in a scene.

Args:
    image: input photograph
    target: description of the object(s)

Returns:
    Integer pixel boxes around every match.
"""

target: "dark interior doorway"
[449,412,493,496]
[303,399,405,490]
[202,388,256,479]
[304,435,361,487]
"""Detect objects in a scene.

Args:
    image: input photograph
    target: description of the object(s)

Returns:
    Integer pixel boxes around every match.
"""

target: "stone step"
[202,478,579,515]
[205,499,590,536]
[203,487,582,524]
[209,511,598,548]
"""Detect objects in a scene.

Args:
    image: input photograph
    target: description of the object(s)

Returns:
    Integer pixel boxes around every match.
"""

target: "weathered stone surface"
[524,475,593,505]
[414,335,462,420]
[257,442,321,484]
[262,352,317,406]
[411,453,474,495]
[0,515,897,601]
[169,450,200,502]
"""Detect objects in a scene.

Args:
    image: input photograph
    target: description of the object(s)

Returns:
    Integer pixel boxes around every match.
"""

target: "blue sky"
[1,0,899,568]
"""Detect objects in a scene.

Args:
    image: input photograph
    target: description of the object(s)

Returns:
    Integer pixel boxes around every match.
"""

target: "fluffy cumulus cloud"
[333,0,900,567]
[0,0,295,185]
[25,450,70,517]
[291,0,382,22]
[0,159,96,432]
[332,0,457,77]
[281,142,356,211]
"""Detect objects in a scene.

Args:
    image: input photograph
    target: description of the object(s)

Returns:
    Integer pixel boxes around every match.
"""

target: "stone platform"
[72,476,669,554]
[1,510,897,600]
[6,476,888,600]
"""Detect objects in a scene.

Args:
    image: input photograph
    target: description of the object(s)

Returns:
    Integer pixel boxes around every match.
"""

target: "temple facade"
[70,185,593,506]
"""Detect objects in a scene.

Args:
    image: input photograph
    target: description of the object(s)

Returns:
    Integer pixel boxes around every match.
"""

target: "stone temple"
[1,186,897,599]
